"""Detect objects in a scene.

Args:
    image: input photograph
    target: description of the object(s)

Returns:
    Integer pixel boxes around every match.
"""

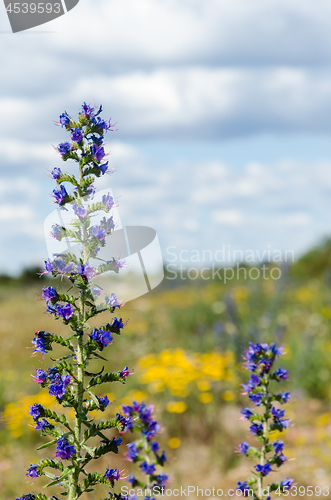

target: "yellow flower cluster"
[138,349,236,406]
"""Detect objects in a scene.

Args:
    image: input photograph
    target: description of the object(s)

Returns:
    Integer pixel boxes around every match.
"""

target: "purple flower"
[102,193,114,209]
[49,374,70,400]
[53,184,68,205]
[55,437,76,460]
[100,216,115,233]
[104,468,120,482]
[240,407,254,420]
[91,225,106,244]
[156,473,168,487]
[116,413,132,432]
[140,461,156,475]
[56,303,73,321]
[57,142,72,157]
[271,407,285,419]
[26,465,39,478]
[91,144,105,162]
[274,368,289,380]
[33,368,47,384]
[42,286,57,301]
[29,404,43,420]
[278,391,291,403]
[119,366,130,379]
[98,395,110,408]
[59,111,71,127]
[237,481,251,496]
[151,442,160,453]
[113,317,124,330]
[278,453,287,464]
[50,224,63,240]
[31,331,52,357]
[238,442,250,454]
[77,263,96,279]
[281,478,294,489]
[255,463,272,476]
[270,343,283,356]
[105,292,121,308]
[87,185,96,198]
[46,300,57,314]
[248,393,263,406]
[127,442,139,461]
[81,102,95,116]
[273,440,284,454]
[35,418,54,431]
[51,167,62,179]
[89,329,113,348]
[73,204,88,219]
[249,423,263,436]
[98,161,109,175]
[70,127,84,143]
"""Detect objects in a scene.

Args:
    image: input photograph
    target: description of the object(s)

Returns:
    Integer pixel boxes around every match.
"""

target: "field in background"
[1,242,331,499]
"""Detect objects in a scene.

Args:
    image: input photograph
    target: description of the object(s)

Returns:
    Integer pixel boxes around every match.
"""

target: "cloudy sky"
[1,0,331,274]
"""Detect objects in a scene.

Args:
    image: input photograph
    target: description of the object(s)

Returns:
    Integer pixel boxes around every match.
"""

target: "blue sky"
[1,0,331,273]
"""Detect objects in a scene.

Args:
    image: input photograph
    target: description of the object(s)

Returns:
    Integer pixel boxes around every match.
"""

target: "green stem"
[258,375,269,500]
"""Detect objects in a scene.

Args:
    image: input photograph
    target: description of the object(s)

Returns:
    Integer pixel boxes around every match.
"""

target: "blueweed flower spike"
[17,104,168,500]
[236,342,294,499]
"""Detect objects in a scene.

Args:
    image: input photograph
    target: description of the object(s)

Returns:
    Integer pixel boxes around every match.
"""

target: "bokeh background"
[1,0,331,498]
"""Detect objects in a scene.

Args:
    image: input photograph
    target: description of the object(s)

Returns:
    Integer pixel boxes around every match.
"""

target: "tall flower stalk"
[16,103,167,500]
[237,343,294,500]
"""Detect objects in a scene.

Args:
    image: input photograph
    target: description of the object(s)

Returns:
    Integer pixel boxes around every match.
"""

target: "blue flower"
[236,481,251,496]
[49,374,70,400]
[248,393,263,406]
[240,407,254,420]
[53,184,68,205]
[89,329,113,348]
[73,204,88,219]
[105,292,121,308]
[98,161,109,175]
[55,437,76,460]
[91,144,105,162]
[29,404,43,420]
[274,368,289,380]
[26,464,39,478]
[249,423,263,436]
[151,442,160,453]
[127,442,139,461]
[81,102,95,117]
[51,167,62,179]
[57,142,72,157]
[50,224,64,240]
[104,468,120,482]
[281,478,294,489]
[100,216,115,233]
[87,185,95,198]
[31,331,52,357]
[271,407,285,419]
[91,225,106,244]
[238,442,250,454]
[140,461,156,475]
[155,473,168,487]
[255,463,272,476]
[102,193,114,209]
[56,303,74,321]
[33,368,47,384]
[59,111,71,127]
[71,127,84,143]
[113,317,124,330]
[16,495,36,500]
[35,418,54,432]
[273,440,284,454]
[119,366,130,379]
[42,286,58,301]
[98,395,110,408]
[278,391,291,403]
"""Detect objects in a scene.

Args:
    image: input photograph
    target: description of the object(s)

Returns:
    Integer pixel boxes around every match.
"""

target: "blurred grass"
[2,241,331,498]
